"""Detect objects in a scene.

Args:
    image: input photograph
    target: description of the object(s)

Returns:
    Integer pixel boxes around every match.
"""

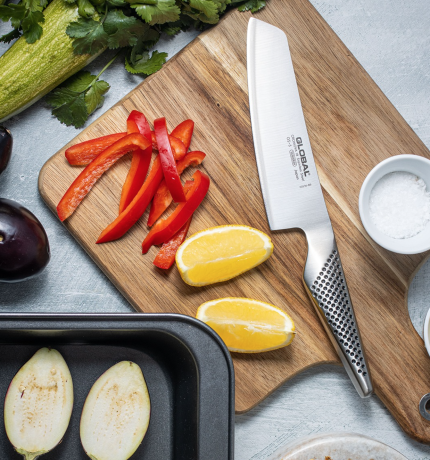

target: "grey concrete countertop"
[1,0,430,458]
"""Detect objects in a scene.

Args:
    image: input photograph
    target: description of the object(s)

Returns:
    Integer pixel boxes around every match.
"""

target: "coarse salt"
[369,171,430,239]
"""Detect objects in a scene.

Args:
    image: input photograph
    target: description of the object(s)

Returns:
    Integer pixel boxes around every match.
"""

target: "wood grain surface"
[39,0,430,443]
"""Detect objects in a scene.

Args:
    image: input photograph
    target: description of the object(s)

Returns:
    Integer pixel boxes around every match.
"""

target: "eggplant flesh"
[4,348,74,460]
[80,361,151,460]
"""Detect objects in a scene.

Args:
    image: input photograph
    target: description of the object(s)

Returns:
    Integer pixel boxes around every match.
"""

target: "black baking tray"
[0,313,235,459]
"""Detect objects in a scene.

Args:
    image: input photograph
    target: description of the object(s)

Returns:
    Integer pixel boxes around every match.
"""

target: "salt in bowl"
[359,154,430,254]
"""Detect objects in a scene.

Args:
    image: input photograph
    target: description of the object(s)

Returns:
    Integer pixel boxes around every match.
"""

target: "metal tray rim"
[0,312,235,459]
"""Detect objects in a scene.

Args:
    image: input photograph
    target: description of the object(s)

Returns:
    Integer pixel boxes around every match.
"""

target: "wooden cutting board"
[39,0,430,444]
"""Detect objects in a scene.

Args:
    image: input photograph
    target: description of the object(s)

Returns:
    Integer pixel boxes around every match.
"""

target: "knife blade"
[247,17,373,398]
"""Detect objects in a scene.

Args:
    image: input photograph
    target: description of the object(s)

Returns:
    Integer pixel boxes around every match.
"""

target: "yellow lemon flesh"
[175,225,273,286]
[196,297,296,353]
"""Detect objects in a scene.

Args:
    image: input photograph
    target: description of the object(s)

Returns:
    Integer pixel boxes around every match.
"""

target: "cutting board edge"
[37,170,143,316]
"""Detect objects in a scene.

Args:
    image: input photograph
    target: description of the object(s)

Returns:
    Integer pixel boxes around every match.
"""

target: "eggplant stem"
[16,449,45,460]
[24,454,39,460]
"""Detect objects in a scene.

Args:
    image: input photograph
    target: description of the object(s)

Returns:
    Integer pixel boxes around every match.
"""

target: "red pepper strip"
[142,170,210,254]
[171,119,194,152]
[128,110,152,139]
[96,156,164,243]
[119,111,152,213]
[65,133,127,165]
[147,151,206,227]
[153,216,193,269]
[150,132,186,161]
[65,129,185,166]
[154,117,186,203]
[57,133,151,222]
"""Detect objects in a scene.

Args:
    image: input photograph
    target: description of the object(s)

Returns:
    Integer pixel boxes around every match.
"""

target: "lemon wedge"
[196,297,296,353]
[175,225,273,286]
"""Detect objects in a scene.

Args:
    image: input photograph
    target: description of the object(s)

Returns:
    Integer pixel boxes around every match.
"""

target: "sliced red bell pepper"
[153,216,192,269]
[65,129,185,166]
[154,117,186,203]
[119,111,152,213]
[65,133,127,165]
[142,170,210,254]
[57,133,151,222]
[147,150,206,226]
[96,156,164,243]
[150,132,186,161]
[171,119,194,152]
[127,110,152,139]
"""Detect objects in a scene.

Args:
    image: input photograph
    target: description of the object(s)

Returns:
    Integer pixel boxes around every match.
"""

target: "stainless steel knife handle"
[303,226,373,398]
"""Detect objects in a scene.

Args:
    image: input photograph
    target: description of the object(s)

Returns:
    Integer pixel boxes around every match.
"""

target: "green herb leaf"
[89,0,107,7]
[125,29,162,73]
[47,69,111,127]
[63,71,96,92]
[47,87,79,109]
[104,9,146,48]
[189,0,218,18]
[106,0,127,7]
[140,26,160,48]
[21,9,44,43]
[66,17,99,37]
[174,13,202,30]
[0,4,26,23]
[85,79,110,113]
[0,0,47,42]
[67,17,109,54]
[77,0,96,18]
[0,27,22,43]
[130,0,180,25]
[24,0,47,11]
[161,24,181,36]
[47,88,88,128]
[125,50,167,75]
[237,0,265,13]
[212,0,229,14]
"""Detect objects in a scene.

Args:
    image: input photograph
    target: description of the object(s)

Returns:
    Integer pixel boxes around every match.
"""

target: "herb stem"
[88,51,121,89]
[101,4,108,23]
[135,0,158,4]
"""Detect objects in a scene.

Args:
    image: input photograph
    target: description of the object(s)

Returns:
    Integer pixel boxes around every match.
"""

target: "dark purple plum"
[0,127,12,175]
[0,198,50,282]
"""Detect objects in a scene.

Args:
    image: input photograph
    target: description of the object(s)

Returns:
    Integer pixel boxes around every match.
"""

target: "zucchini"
[0,0,104,122]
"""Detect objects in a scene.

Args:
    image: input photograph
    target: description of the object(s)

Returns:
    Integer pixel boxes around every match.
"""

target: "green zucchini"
[0,0,104,122]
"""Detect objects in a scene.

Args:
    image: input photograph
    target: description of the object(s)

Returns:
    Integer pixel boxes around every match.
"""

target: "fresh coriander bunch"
[0,0,267,127]
[0,0,48,44]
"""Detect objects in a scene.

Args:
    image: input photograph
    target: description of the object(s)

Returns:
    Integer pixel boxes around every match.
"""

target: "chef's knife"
[247,18,373,398]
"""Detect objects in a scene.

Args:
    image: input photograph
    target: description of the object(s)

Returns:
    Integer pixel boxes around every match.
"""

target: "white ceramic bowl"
[267,432,407,460]
[359,154,430,254]
[424,307,430,357]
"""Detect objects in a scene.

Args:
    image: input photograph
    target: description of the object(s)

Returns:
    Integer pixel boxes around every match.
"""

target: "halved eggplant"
[80,361,151,460]
[4,348,74,460]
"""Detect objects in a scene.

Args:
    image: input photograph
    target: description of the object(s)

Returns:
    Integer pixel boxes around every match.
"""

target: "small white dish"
[267,432,407,460]
[424,307,430,357]
[359,154,430,254]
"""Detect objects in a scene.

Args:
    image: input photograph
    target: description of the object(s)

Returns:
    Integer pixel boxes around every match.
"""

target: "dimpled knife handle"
[304,240,373,398]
